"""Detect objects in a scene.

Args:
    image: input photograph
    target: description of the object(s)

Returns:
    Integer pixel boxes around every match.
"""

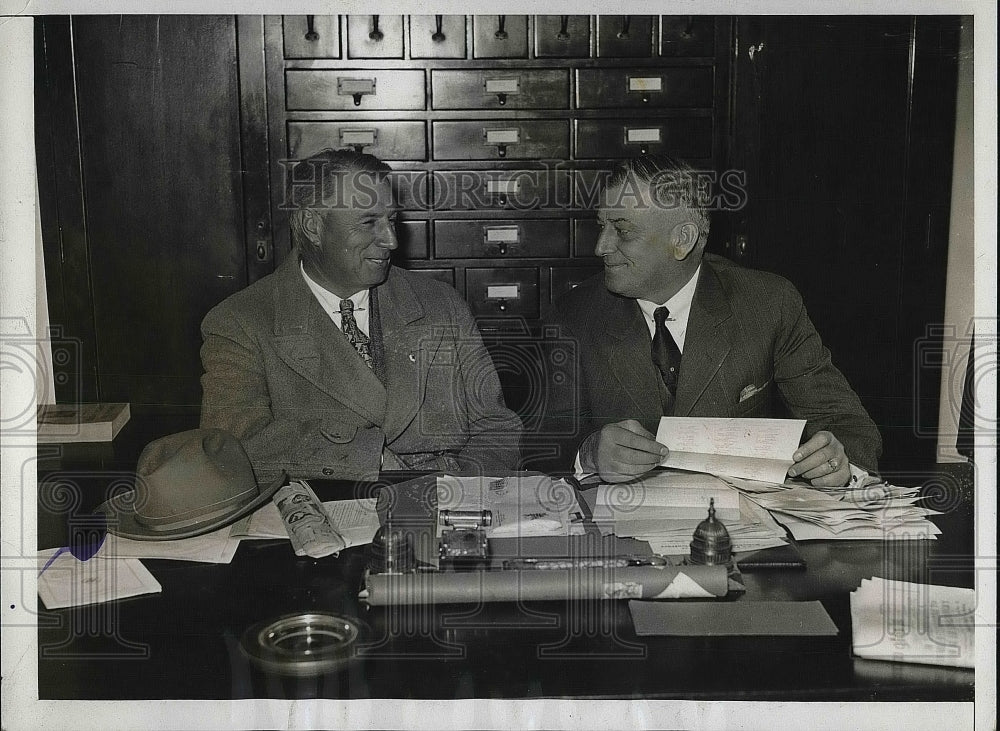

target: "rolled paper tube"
[364,565,728,606]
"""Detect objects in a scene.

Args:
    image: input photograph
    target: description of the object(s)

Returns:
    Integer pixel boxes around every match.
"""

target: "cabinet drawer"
[285,70,425,111]
[388,171,432,211]
[573,218,602,257]
[551,266,602,302]
[288,121,427,161]
[283,16,341,58]
[597,15,655,57]
[660,16,715,56]
[435,220,569,259]
[346,15,403,58]
[409,268,455,288]
[431,69,569,110]
[410,15,466,58]
[433,120,569,160]
[432,170,572,210]
[534,15,591,58]
[575,118,713,159]
[576,68,713,109]
[397,220,428,259]
[467,268,539,318]
[472,15,528,58]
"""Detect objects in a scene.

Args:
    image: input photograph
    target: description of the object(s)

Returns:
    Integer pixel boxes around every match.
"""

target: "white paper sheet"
[99,524,241,564]
[37,550,161,609]
[436,475,577,537]
[655,417,806,483]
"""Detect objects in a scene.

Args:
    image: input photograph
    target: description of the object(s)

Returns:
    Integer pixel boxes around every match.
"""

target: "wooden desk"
[35,414,975,701]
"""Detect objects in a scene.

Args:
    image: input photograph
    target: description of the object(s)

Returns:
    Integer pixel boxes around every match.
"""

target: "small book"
[36,402,131,443]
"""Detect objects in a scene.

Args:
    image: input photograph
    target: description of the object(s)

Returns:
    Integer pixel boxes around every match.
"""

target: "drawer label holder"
[337,77,377,106]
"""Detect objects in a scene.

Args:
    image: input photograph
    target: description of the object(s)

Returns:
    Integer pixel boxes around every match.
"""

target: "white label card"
[485,129,520,145]
[487,284,520,299]
[486,179,520,194]
[485,226,520,243]
[338,78,376,95]
[340,129,376,145]
[626,128,662,143]
[628,76,663,92]
[485,78,520,94]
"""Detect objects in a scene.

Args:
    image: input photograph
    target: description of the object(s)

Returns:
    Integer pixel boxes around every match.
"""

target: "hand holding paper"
[655,417,806,483]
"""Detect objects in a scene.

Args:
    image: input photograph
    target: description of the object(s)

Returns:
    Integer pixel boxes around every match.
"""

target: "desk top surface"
[36,461,976,702]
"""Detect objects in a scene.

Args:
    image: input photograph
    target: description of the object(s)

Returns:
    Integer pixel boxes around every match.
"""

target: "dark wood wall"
[35,15,964,468]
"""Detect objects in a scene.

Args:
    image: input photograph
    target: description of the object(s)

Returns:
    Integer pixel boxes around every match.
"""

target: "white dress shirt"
[300,262,370,335]
[635,264,701,352]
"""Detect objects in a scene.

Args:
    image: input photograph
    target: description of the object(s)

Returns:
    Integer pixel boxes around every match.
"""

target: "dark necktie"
[651,306,682,412]
[340,298,374,369]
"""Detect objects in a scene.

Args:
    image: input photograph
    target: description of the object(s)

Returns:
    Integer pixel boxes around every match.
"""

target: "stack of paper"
[728,482,942,541]
[437,475,583,537]
[851,577,975,668]
[592,471,790,556]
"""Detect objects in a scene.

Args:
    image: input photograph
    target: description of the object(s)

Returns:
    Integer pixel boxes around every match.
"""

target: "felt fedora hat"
[97,428,284,541]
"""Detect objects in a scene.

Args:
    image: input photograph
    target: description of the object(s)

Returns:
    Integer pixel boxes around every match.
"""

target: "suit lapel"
[377,270,433,441]
[600,290,664,426]
[674,262,734,416]
[271,253,388,425]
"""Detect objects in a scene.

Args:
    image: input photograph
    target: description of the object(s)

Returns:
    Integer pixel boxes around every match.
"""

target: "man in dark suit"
[200,149,521,483]
[544,154,880,485]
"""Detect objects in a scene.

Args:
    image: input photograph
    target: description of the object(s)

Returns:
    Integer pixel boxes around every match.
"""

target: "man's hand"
[787,430,850,487]
[580,420,669,483]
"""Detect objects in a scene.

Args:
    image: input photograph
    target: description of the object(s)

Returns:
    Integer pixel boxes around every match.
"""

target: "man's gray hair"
[606,153,711,244]
[288,148,393,263]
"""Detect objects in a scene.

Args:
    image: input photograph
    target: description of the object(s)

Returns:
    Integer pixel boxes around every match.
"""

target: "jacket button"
[322,468,334,476]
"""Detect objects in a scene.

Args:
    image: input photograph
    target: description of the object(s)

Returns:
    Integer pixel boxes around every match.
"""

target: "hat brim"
[96,473,286,541]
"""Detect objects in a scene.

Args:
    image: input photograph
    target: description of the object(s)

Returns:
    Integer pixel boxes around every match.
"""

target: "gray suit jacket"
[200,253,521,483]
[542,254,882,471]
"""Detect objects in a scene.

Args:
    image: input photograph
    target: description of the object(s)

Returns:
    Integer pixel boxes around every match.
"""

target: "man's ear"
[299,209,324,247]
[670,221,701,261]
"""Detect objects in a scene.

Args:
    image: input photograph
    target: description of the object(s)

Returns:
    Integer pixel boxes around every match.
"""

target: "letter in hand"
[582,419,670,483]
[786,430,850,487]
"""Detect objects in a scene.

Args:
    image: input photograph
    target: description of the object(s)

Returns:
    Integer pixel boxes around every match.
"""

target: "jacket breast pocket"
[320,424,358,444]
[734,382,772,417]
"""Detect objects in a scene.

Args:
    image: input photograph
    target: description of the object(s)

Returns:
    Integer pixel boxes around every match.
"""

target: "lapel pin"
[408,353,416,363]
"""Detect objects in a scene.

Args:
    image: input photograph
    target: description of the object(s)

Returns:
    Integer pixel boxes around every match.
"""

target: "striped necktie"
[339,298,374,369]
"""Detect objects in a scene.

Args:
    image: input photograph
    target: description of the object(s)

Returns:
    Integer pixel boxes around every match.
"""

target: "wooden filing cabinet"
[266,15,731,329]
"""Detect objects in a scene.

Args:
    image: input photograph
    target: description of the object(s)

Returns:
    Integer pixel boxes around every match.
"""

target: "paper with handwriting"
[655,417,806,483]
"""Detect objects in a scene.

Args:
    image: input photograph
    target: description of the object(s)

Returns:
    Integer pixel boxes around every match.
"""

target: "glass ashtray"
[240,612,364,677]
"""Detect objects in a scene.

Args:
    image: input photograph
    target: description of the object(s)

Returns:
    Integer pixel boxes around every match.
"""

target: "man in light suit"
[544,154,880,485]
[200,149,521,483]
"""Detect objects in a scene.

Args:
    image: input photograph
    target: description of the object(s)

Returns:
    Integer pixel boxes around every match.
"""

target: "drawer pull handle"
[432,15,446,43]
[557,15,571,40]
[497,144,507,158]
[338,77,376,107]
[498,244,508,256]
[617,16,631,40]
[683,16,695,38]
[304,15,319,42]
[368,15,384,42]
[495,15,508,41]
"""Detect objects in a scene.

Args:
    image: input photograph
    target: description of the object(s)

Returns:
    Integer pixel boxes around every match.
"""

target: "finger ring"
[828,458,838,471]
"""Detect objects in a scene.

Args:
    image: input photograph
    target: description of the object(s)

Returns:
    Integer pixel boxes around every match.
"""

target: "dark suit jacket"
[542,254,882,471]
[200,252,521,483]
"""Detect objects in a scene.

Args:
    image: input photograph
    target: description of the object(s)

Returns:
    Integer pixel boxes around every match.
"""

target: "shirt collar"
[637,265,701,324]
[300,261,369,314]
